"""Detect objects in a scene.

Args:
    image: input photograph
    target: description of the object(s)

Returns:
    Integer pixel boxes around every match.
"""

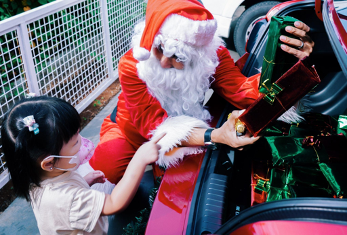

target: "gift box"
[251,119,347,204]
[259,16,301,94]
[252,136,347,204]
[236,15,321,137]
[251,113,347,205]
[238,57,321,137]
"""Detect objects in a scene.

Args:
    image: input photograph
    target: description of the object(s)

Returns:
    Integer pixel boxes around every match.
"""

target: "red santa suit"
[89,0,260,184]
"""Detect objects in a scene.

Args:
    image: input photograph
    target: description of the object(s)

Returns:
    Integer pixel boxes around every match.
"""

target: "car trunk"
[186,0,347,234]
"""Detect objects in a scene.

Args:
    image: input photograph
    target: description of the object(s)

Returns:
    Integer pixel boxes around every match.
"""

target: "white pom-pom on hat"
[133,46,151,61]
[134,0,217,61]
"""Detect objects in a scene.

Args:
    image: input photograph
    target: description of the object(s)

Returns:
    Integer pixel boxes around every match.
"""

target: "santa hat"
[133,0,217,61]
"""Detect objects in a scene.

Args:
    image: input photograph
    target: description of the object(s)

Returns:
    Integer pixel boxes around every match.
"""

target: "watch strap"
[204,128,215,145]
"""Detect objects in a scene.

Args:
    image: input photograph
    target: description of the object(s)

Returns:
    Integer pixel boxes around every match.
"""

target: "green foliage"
[0,0,56,21]
[122,208,150,235]
[93,99,101,107]
[122,177,162,235]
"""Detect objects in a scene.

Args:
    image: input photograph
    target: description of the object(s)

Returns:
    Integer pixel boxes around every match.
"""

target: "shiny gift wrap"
[238,58,320,136]
[259,16,301,93]
[338,115,347,137]
[252,114,347,203]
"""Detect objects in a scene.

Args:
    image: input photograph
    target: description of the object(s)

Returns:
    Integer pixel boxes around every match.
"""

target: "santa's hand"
[279,21,314,60]
[212,110,260,149]
[84,170,106,186]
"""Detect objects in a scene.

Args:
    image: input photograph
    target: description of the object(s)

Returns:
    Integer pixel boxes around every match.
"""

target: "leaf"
[37,0,48,5]
[10,1,18,9]
[16,8,24,14]
[23,6,31,12]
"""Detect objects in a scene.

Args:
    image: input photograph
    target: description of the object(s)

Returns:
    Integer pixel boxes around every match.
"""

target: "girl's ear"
[41,157,54,171]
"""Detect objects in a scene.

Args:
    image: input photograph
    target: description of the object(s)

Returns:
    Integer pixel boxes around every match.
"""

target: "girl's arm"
[101,133,165,215]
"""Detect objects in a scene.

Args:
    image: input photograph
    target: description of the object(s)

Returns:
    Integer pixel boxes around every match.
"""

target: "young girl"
[1,96,164,234]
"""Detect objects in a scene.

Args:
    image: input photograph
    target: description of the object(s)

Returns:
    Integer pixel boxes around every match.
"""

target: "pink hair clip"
[23,115,39,135]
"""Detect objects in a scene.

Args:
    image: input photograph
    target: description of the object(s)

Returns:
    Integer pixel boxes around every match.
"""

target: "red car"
[144,0,347,234]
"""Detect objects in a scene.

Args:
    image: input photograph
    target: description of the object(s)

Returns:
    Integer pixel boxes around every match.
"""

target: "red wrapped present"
[237,57,320,137]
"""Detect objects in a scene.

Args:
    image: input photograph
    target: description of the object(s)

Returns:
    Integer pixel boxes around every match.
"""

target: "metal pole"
[99,0,117,81]
[18,24,41,95]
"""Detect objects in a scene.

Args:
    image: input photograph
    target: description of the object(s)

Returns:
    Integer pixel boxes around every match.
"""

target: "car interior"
[186,1,347,234]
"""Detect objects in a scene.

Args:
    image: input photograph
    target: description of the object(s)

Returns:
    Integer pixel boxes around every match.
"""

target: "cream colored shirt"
[30,171,108,235]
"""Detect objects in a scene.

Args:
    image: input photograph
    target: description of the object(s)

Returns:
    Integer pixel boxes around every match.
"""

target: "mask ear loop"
[48,155,77,159]
[48,155,80,171]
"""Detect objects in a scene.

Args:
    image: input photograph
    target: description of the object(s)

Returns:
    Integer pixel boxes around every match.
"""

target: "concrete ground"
[0,50,239,234]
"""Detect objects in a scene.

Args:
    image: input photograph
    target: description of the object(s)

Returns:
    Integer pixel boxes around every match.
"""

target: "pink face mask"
[43,137,95,171]
[78,137,95,164]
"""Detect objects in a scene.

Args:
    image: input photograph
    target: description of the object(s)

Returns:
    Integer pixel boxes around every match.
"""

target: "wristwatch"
[204,128,215,146]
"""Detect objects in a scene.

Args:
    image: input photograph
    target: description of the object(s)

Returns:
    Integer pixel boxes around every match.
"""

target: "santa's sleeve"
[119,50,209,168]
[211,46,261,109]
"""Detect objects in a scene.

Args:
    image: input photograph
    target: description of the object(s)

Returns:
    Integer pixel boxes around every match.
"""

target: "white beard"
[132,19,224,122]
[137,53,214,122]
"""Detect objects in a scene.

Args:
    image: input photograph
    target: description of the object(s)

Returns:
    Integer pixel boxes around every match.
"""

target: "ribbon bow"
[254,174,270,193]
[302,136,321,148]
[260,79,283,105]
[23,115,39,135]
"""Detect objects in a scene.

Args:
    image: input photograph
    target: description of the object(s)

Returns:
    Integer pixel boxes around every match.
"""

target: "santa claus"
[89,0,314,184]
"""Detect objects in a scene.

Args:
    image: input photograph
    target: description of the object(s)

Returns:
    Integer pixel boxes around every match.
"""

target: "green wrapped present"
[259,16,301,94]
[252,113,347,202]
[263,131,347,200]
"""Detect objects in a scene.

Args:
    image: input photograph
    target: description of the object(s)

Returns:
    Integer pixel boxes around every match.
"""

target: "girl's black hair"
[1,96,81,201]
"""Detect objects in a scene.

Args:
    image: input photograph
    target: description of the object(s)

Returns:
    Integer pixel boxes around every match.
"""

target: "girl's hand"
[213,110,260,150]
[84,170,105,186]
[101,132,166,215]
[279,21,314,60]
[133,132,166,165]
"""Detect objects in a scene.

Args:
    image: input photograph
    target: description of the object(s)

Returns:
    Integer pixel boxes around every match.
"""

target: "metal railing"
[0,0,145,189]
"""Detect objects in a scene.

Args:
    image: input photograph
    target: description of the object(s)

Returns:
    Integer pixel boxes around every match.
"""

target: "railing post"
[99,0,116,81]
[17,23,41,95]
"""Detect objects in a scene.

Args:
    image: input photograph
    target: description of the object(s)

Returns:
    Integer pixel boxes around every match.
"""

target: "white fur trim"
[151,115,209,168]
[159,14,217,47]
[277,106,305,123]
[157,146,204,168]
[133,46,151,61]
